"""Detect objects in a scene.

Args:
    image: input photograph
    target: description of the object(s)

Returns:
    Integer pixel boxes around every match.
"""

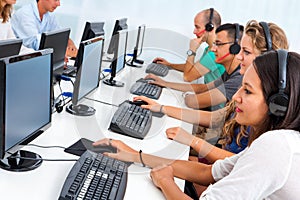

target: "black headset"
[229,23,241,55]
[205,8,214,32]
[268,49,289,117]
[259,21,273,51]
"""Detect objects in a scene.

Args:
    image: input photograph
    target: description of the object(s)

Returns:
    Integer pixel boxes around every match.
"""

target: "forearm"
[164,81,195,92]
[169,63,186,72]
[171,160,214,186]
[191,137,234,163]
[159,178,192,200]
[184,62,210,82]
[134,151,175,169]
[162,106,212,127]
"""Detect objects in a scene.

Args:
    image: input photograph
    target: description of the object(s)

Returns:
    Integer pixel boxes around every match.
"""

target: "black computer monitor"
[80,21,105,42]
[66,36,104,116]
[39,28,70,83]
[106,18,128,55]
[127,24,146,67]
[0,49,53,172]
[103,30,128,87]
[0,38,22,59]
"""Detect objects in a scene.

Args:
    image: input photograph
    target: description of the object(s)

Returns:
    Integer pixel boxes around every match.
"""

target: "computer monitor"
[103,29,128,87]
[106,18,128,55]
[66,36,104,116]
[80,21,105,42]
[127,24,146,67]
[0,38,22,59]
[0,49,53,172]
[39,28,70,83]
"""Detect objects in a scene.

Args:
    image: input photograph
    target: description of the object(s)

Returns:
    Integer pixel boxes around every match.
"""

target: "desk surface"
[0,50,192,200]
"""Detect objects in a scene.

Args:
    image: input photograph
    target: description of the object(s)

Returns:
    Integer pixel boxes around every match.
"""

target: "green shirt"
[200,46,225,83]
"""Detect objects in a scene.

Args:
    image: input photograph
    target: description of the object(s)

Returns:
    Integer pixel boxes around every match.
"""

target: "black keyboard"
[145,63,169,77]
[59,150,128,200]
[130,80,162,100]
[63,65,77,76]
[109,100,152,139]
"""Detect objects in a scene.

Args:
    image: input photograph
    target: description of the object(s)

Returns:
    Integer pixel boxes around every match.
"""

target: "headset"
[268,49,289,117]
[205,8,214,32]
[259,21,273,51]
[229,23,241,55]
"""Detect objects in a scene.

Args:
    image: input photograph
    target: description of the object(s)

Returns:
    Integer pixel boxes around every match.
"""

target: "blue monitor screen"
[115,30,128,73]
[4,51,52,151]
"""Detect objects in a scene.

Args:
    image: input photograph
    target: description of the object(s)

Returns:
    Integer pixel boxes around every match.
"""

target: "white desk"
[0,50,192,200]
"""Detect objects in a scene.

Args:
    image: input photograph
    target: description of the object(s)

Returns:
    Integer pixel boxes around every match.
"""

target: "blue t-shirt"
[225,126,250,154]
[200,46,225,83]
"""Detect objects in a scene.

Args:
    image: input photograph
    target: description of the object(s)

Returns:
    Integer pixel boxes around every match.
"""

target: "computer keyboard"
[63,65,77,76]
[109,100,152,139]
[130,80,162,100]
[59,150,128,200]
[145,63,169,77]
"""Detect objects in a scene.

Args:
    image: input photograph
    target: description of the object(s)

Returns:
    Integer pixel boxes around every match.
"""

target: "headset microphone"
[216,52,230,62]
[196,29,206,37]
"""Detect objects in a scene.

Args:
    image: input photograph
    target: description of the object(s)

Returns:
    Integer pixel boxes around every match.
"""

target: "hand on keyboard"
[144,74,167,87]
[152,57,170,66]
[93,138,138,163]
[133,96,161,112]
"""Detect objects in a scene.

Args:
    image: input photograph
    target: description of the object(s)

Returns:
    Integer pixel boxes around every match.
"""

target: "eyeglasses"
[213,41,234,47]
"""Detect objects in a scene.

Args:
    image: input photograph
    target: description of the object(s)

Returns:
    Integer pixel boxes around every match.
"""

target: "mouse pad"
[64,138,117,156]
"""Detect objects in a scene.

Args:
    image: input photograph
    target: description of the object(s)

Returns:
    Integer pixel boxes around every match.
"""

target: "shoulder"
[254,130,300,152]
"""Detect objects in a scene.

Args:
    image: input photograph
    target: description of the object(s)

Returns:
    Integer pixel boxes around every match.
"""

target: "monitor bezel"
[0,49,53,160]
[72,36,104,106]
[39,28,70,84]
[0,38,23,59]
[80,21,105,42]
[106,18,128,54]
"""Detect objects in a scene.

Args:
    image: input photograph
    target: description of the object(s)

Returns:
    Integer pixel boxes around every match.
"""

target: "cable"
[6,152,78,162]
[84,97,119,107]
[26,143,66,149]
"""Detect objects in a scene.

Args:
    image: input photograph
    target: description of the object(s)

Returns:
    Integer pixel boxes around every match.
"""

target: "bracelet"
[139,150,146,167]
[159,105,164,113]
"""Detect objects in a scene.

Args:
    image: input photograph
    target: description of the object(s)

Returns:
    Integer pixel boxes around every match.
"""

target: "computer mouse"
[131,100,148,106]
[90,144,117,154]
[136,78,155,83]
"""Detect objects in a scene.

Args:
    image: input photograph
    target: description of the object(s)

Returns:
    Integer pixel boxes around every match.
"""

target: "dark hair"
[216,23,244,41]
[249,51,300,144]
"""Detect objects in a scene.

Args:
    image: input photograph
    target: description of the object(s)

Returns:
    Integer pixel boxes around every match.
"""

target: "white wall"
[14,0,300,53]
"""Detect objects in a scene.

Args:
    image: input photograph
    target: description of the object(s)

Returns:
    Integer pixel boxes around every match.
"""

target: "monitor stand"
[0,150,42,172]
[103,77,124,87]
[66,104,96,116]
[126,59,143,68]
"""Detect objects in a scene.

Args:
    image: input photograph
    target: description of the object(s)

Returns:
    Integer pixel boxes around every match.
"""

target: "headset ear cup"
[229,43,241,55]
[205,23,214,32]
[268,93,289,117]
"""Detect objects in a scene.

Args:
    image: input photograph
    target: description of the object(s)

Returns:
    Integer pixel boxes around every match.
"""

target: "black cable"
[84,97,119,107]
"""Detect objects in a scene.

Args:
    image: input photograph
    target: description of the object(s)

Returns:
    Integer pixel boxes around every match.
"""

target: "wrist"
[187,49,196,57]
[191,137,201,149]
